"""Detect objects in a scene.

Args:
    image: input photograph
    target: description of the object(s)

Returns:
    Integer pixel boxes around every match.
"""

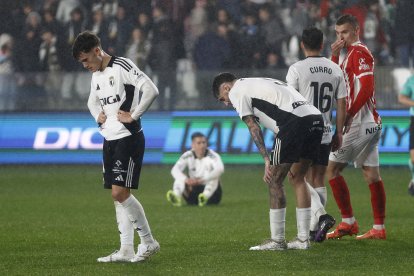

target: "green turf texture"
[0,165,413,275]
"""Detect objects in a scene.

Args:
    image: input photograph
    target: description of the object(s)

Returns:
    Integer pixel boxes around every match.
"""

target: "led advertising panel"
[0,111,409,165]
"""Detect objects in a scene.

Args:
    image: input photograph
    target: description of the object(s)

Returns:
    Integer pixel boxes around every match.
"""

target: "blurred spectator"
[0,34,16,111]
[107,5,131,56]
[88,6,109,49]
[125,27,151,72]
[19,11,43,72]
[183,0,208,59]
[394,0,414,67]
[91,0,118,19]
[42,8,63,38]
[39,28,62,107]
[216,0,242,24]
[193,23,231,109]
[216,8,237,31]
[56,0,81,24]
[148,6,179,111]
[135,12,152,36]
[258,4,287,53]
[238,12,264,68]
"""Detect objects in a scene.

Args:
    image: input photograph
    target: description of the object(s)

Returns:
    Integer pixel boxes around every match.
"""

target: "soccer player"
[398,74,414,196]
[213,73,324,250]
[327,14,387,240]
[72,31,160,262]
[286,26,347,242]
[166,132,224,207]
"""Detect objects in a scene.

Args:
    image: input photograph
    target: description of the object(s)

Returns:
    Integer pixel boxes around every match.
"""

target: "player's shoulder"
[111,56,136,72]
[352,43,374,59]
[180,150,194,159]
[206,149,221,160]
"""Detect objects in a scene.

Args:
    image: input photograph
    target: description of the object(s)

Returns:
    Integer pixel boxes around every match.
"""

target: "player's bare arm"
[332,97,346,151]
[117,110,135,123]
[398,94,414,107]
[242,115,272,184]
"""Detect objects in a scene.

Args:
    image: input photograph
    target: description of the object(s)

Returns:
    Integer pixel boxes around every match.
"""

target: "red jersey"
[332,41,381,125]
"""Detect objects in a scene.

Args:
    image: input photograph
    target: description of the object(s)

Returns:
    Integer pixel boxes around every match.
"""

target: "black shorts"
[183,184,222,205]
[270,114,323,165]
[102,132,145,189]
[313,143,332,166]
[410,116,414,150]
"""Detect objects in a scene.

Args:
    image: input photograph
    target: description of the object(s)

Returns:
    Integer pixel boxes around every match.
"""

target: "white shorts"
[329,122,381,168]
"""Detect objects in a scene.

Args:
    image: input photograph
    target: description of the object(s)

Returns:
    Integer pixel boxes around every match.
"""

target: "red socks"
[329,176,353,218]
[369,180,386,224]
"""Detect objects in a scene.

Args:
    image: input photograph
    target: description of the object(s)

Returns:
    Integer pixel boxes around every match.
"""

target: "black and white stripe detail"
[271,138,281,165]
[125,158,135,188]
[113,57,132,72]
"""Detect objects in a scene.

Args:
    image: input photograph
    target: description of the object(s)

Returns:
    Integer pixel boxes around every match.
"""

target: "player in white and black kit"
[286,26,347,242]
[213,73,324,250]
[72,31,159,263]
[166,132,224,207]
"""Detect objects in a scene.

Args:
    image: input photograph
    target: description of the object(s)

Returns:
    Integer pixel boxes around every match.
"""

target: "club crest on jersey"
[109,76,115,87]
[359,58,370,71]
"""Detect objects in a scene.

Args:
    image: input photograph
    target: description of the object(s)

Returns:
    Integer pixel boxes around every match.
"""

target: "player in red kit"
[327,14,386,240]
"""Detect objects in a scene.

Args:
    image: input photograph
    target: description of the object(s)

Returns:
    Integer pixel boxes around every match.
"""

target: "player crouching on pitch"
[166,132,224,207]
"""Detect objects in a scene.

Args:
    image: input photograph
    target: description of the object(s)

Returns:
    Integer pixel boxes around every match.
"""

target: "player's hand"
[331,39,345,57]
[263,161,273,184]
[342,113,353,134]
[117,110,135,123]
[185,178,198,186]
[97,112,107,124]
[331,132,343,152]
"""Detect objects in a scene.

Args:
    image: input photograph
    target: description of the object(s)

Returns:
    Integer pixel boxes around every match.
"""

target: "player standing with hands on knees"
[326,15,387,240]
[213,73,324,250]
[72,31,160,262]
[286,26,347,242]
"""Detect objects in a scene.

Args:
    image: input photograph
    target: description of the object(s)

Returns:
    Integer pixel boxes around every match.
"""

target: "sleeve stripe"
[356,72,373,78]
[114,58,132,72]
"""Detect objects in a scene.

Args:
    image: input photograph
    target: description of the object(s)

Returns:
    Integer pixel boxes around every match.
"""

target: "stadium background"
[0,0,411,165]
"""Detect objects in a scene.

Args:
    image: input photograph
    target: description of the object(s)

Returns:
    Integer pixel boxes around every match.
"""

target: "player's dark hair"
[301,26,323,51]
[191,132,206,141]
[72,31,101,60]
[212,72,237,99]
[336,14,359,30]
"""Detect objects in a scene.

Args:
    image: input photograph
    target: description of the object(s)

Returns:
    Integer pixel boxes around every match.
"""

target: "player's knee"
[111,187,130,202]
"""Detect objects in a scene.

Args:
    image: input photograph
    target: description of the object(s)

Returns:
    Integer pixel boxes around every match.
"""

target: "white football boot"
[249,239,287,251]
[97,249,135,263]
[130,240,160,263]
[287,237,310,250]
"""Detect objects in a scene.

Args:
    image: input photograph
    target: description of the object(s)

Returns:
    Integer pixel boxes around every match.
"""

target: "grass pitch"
[0,165,413,275]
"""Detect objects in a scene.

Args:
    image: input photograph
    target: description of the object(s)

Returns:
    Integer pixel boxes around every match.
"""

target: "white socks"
[307,182,326,231]
[315,187,328,206]
[296,207,311,241]
[269,208,286,242]
[120,195,155,245]
[114,201,134,254]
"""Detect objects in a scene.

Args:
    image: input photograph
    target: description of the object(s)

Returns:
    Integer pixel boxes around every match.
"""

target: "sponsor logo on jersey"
[109,76,115,87]
[99,94,121,106]
[359,58,370,71]
[115,175,124,181]
[366,124,382,135]
[96,84,100,90]
[115,160,122,167]
[292,101,308,109]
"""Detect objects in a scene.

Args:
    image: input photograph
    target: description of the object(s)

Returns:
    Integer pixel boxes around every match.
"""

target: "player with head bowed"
[72,31,160,262]
[213,72,323,250]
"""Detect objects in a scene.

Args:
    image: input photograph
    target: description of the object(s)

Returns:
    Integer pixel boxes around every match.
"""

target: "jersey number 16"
[310,81,332,113]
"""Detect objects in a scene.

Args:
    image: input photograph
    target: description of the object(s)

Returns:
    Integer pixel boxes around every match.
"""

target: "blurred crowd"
[0,0,412,111]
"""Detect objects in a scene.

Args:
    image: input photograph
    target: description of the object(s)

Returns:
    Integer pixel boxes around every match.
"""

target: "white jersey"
[87,56,156,141]
[286,56,347,144]
[229,78,321,133]
[171,149,224,184]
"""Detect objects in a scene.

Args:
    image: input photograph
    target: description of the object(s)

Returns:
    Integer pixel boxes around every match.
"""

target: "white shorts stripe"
[272,138,281,165]
[126,158,134,188]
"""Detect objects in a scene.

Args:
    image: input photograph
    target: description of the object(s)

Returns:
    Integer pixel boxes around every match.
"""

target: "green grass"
[0,165,413,275]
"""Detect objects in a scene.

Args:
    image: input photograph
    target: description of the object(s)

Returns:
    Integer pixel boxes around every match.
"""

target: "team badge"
[109,76,115,87]
[358,58,370,71]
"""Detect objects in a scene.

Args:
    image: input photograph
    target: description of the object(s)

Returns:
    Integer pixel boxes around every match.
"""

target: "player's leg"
[206,183,222,205]
[97,140,135,263]
[250,163,290,251]
[198,178,220,207]
[166,179,185,206]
